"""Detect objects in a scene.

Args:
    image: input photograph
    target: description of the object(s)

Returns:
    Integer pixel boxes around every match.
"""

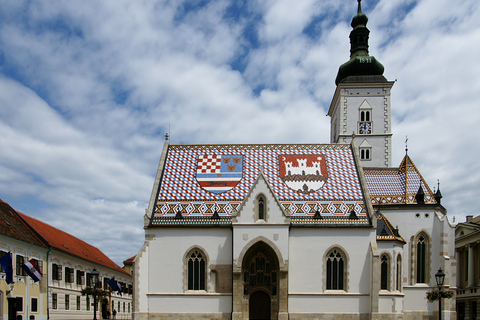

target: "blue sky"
[1,0,479,265]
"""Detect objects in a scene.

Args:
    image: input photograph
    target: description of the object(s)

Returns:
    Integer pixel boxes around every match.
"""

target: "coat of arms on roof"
[279,154,328,194]
[196,154,243,194]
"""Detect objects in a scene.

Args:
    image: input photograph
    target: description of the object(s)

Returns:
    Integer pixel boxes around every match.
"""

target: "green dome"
[335,0,386,85]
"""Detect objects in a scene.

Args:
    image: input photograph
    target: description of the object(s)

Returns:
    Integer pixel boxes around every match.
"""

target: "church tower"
[328,0,394,167]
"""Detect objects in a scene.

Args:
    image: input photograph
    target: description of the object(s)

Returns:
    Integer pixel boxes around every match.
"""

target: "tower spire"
[335,0,386,85]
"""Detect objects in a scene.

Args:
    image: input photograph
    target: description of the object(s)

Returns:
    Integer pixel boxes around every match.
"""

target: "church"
[133,2,456,320]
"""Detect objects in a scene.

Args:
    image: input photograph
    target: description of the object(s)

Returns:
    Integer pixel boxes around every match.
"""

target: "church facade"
[133,2,456,320]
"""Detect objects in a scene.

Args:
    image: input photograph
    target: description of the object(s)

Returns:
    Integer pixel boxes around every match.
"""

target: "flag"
[117,281,122,296]
[107,277,122,295]
[0,252,13,284]
[21,259,43,282]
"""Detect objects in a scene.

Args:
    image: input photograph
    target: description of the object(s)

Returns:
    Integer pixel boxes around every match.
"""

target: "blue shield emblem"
[196,155,243,194]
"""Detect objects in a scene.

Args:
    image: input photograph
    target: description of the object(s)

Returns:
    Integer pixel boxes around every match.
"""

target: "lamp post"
[435,268,445,320]
[91,267,99,320]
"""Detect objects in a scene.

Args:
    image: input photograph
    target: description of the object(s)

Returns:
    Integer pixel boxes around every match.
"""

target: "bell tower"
[328,0,394,167]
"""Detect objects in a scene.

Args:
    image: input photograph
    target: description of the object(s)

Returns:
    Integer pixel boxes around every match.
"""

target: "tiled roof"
[363,155,437,205]
[0,199,47,248]
[19,212,129,275]
[376,214,406,243]
[152,143,369,226]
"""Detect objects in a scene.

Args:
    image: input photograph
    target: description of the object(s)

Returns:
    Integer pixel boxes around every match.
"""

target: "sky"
[0,0,479,266]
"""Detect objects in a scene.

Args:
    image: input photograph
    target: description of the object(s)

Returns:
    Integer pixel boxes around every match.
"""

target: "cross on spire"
[357,0,362,14]
[405,136,408,155]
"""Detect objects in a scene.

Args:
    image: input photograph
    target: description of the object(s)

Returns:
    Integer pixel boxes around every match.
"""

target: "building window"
[31,297,38,312]
[16,255,26,276]
[255,194,267,221]
[258,196,265,219]
[77,296,81,310]
[76,270,84,285]
[52,293,57,309]
[360,148,371,160]
[16,297,23,312]
[415,233,430,284]
[65,267,74,283]
[86,296,90,311]
[187,249,206,291]
[52,264,62,281]
[0,251,6,272]
[360,110,371,122]
[381,254,389,290]
[396,255,402,291]
[326,248,346,290]
[65,294,70,310]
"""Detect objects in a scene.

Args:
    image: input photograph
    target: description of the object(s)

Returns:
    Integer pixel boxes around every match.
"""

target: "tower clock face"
[359,122,372,134]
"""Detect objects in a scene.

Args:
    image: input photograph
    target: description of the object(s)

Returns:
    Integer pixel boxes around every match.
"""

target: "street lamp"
[91,267,99,320]
[435,268,445,320]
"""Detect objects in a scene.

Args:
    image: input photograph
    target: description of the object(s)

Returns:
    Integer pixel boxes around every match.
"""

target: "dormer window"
[359,139,372,161]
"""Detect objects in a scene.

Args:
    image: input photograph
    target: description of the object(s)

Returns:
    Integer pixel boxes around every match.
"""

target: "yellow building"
[0,199,49,320]
[1,198,133,320]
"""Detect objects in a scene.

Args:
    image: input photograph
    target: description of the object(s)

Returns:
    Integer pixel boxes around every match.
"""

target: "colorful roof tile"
[152,143,370,226]
[363,155,437,205]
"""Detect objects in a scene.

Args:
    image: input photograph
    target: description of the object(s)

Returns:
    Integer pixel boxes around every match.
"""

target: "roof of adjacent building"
[363,155,438,206]
[19,212,129,275]
[0,199,48,249]
[0,199,130,275]
[150,143,371,227]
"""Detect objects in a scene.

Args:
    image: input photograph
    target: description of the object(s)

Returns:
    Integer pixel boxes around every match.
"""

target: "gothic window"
[326,248,346,290]
[414,233,430,284]
[396,255,402,291]
[256,195,267,221]
[258,196,265,220]
[381,254,389,290]
[416,236,426,283]
[187,249,206,291]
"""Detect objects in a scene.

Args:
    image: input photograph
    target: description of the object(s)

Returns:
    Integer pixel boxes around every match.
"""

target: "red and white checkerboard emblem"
[197,155,222,173]
[196,154,243,194]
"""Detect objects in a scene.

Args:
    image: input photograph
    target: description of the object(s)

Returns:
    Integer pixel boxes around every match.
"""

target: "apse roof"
[363,155,437,206]
[376,213,406,243]
[151,143,370,226]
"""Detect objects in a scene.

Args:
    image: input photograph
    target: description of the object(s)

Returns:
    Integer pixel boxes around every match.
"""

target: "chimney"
[466,215,473,222]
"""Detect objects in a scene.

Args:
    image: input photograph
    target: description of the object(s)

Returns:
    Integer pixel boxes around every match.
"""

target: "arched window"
[360,148,371,160]
[396,255,402,291]
[326,249,346,290]
[416,235,427,283]
[258,196,265,220]
[381,254,389,290]
[187,249,206,291]
[256,195,266,221]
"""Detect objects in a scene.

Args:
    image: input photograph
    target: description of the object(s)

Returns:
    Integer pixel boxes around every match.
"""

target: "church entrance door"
[249,290,271,320]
